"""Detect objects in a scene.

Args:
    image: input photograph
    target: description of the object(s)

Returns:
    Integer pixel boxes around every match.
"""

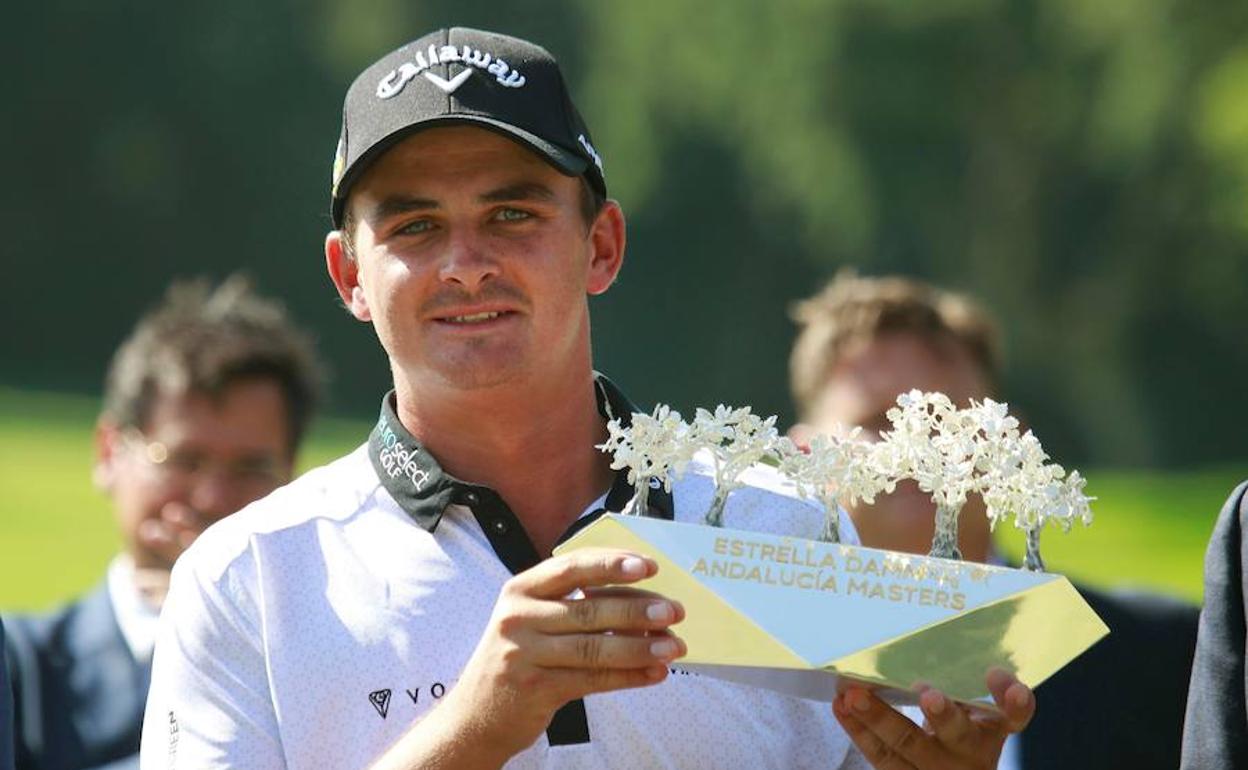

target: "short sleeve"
[140,552,285,770]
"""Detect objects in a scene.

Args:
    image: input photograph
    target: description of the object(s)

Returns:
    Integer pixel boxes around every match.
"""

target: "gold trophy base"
[555,514,1108,708]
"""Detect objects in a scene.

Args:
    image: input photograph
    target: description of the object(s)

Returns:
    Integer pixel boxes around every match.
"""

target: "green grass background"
[2,387,1241,611]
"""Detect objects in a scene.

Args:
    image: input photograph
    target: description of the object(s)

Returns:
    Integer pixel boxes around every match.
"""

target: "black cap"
[330,27,606,228]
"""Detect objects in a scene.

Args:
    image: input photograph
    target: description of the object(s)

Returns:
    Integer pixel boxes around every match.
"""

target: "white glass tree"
[775,431,893,543]
[599,405,696,516]
[875,391,1094,569]
[690,405,780,528]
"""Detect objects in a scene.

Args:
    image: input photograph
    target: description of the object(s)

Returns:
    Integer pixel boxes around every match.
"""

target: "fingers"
[534,630,686,669]
[491,550,687,678]
[833,689,929,770]
[549,661,672,698]
[986,668,1034,732]
[514,549,657,600]
[534,592,684,635]
[137,502,207,564]
[919,689,979,759]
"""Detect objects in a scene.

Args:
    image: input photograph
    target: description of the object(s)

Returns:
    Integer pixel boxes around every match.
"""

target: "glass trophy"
[555,392,1107,709]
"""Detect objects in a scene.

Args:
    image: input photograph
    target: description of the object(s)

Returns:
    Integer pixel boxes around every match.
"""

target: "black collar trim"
[367,372,674,535]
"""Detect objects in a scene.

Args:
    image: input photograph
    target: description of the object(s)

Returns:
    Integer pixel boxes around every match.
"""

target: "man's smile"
[430,306,521,329]
[446,311,502,324]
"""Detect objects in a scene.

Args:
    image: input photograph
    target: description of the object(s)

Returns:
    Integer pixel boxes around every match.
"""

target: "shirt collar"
[106,554,162,663]
[368,372,673,533]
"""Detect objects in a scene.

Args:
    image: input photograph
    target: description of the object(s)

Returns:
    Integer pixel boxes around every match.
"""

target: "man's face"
[805,331,995,562]
[97,378,294,570]
[328,126,623,394]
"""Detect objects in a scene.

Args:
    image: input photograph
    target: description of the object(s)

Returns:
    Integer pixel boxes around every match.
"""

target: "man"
[141,28,1032,769]
[4,276,322,770]
[1180,480,1248,768]
[788,270,1200,770]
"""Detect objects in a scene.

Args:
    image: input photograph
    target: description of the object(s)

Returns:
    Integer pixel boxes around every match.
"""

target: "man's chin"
[428,359,529,392]
[848,518,937,556]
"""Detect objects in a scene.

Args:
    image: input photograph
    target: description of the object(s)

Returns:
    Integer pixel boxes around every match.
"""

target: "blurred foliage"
[2,0,1247,468]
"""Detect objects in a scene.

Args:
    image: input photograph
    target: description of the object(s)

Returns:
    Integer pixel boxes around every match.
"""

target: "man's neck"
[394,370,615,556]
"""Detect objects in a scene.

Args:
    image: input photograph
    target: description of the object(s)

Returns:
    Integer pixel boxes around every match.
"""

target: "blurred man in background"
[788,270,1199,770]
[3,276,323,770]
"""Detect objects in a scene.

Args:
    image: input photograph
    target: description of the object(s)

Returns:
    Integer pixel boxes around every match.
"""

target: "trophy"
[554,390,1107,709]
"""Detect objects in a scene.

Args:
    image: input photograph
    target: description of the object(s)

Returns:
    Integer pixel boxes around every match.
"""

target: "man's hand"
[833,669,1034,770]
[371,549,686,770]
[138,502,210,567]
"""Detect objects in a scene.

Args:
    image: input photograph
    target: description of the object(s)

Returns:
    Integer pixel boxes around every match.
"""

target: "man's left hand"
[833,669,1034,769]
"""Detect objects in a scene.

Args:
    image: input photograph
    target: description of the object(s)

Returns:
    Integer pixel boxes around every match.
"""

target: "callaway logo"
[378,43,526,99]
[424,68,472,94]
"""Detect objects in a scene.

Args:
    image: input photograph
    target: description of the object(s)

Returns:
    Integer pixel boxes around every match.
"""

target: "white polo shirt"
[141,379,868,770]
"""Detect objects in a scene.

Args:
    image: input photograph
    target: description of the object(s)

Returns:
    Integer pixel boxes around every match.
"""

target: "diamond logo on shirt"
[369,689,392,719]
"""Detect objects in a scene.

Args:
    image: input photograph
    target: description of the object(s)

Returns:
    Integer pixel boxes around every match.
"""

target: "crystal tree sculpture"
[690,405,780,528]
[599,405,697,516]
[876,391,1094,569]
[973,406,1094,571]
[597,393,1091,572]
[874,391,975,559]
[775,431,893,544]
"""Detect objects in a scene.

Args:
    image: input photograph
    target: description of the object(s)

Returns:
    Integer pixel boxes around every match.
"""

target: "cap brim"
[332,116,590,228]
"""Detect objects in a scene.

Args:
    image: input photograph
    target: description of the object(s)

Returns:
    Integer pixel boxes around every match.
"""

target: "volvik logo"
[368,689,391,719]
[368,680,450,719]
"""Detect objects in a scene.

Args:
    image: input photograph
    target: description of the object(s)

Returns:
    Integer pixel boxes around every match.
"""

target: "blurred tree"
[2,0,1245,468]
[581,0,1248,465]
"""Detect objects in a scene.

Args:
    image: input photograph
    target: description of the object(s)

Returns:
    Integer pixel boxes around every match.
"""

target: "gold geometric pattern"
[556,515,1108,706]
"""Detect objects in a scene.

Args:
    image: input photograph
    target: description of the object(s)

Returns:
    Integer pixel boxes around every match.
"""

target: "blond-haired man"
[789,270,1198,770]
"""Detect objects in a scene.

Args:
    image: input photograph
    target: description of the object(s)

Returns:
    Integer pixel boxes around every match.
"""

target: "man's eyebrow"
[478,182,558,205]
[366,195,439,223]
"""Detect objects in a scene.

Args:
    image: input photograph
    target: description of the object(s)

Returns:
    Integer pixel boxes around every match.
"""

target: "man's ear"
[325,231,372,322]
[585,200,626,296]
[94,419,121,493]
[787,422,814,452]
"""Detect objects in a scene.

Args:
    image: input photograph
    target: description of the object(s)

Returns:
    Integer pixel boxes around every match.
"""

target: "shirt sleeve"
[140,552,285,770]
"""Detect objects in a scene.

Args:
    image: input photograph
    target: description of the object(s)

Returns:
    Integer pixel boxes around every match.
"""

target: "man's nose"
[437,233,500,291]
[187,471,249,522]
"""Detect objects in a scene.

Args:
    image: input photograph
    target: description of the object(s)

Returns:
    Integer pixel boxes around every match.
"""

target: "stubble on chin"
[400,338,531,392]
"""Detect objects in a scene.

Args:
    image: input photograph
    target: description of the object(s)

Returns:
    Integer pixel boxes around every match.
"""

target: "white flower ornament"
[777,430,892,543]
[598,405,695,516]
[876,391,1093,569]
[691,405,780,528]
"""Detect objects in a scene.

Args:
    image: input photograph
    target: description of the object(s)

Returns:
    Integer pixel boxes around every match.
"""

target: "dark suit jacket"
[1181,480,1248,769]
[1019,582,1199,769]
[2,619,16,770]
[3,583,148,770]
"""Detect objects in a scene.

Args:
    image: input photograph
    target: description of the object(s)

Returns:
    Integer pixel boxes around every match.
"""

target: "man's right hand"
[370,549,687,770]
[138,501,209,569]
